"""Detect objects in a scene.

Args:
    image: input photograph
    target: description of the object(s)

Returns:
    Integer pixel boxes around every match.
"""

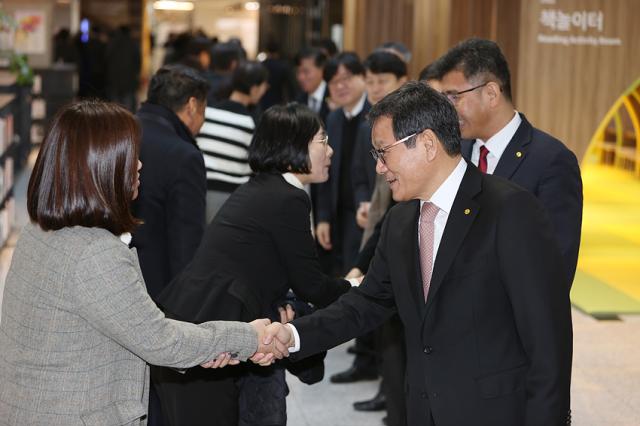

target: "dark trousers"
[379,315,407,426]
[334,208,363,275]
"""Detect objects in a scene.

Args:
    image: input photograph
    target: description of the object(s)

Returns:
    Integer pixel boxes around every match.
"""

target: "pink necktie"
[478,145,489,173]
[419,202,439,302]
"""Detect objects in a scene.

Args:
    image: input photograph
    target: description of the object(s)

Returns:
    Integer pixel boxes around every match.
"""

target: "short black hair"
[323,52,364,82]
[295,47,327,68]
[436,38,512,102]
[147,64,209,112]
[368,81,461,156]
[364,51,407,78]
[312,38,338,57]
[377,41,411,63]
[249,103,322,174]
[210,42,242,71]
[231,61,269,94]
[418,62,440,82]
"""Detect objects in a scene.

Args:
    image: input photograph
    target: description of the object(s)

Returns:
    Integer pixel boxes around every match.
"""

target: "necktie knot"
[420,202,439,223]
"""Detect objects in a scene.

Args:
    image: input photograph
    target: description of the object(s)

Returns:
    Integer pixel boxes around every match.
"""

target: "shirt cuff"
[347,278,360,287]
[286,323,301,352]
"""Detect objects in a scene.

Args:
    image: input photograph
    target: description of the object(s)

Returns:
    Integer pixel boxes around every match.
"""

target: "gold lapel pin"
[516,151,523,158]
[464,208,471,215]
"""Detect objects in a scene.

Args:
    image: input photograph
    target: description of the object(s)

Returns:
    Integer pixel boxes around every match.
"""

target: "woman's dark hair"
[249,103,322,174]
[231,60,269,94]
[27,100,141,235]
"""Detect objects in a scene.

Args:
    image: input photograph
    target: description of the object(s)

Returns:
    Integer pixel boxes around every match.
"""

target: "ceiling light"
[153,1,194,11]
[245,2,260,11]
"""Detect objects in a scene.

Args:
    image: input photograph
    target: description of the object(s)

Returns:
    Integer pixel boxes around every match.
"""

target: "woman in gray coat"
[0,100,281,425]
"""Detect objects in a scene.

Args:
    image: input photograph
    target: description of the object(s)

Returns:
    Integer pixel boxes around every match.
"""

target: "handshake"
[200,318,295,369]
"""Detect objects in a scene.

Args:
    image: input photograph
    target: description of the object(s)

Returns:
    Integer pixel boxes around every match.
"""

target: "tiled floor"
[1,152,639,425]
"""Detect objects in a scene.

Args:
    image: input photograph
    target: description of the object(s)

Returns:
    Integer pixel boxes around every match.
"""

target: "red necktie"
[478,145,489,173]
[419,202,439,302]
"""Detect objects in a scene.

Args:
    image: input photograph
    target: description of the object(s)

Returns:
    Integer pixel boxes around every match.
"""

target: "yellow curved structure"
[584,77,640,175]
[572,77,640,317]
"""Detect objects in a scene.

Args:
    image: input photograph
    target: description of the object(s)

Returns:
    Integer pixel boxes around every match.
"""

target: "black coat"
[295,85,331,125]
[159,172,351,321]
[292,164,573,426]
[132,102,206,301]
[461,113,583,285]
[155,173,352,425]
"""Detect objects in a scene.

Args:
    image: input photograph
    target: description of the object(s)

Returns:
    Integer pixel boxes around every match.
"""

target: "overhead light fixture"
[245,2,260,11]
[153,1,194,11]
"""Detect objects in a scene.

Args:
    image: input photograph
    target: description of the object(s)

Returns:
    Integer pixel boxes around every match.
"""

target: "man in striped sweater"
[197,61,268,222]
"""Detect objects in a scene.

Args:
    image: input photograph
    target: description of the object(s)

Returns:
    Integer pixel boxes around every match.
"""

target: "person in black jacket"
[131,64,209,426]
[154,103,357,426]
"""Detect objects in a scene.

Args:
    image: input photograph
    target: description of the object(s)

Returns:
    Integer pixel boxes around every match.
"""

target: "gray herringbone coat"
[0,224,258,425]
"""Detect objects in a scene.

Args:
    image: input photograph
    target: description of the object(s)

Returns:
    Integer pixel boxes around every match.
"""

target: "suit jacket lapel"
[397,201,426,316]
[460,139,474,162]
[424,163,482,315]
[493,113,532,179]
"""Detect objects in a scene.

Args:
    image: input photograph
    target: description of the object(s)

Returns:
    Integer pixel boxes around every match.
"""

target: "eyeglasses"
[441,82,489,103]
[369,130,424,164]
[313,135,329,147]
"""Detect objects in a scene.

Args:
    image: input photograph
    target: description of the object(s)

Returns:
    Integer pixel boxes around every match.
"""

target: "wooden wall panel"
[515,0,640,159]
[343,0,414,72]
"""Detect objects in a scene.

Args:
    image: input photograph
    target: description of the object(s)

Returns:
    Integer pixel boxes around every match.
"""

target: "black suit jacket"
[296,86,331,125]
[132,102,206,301]
[352,120,377,206]
[461,114,583,284]
[292,163,573,426]
[159,172,351,323]
[316,101,371,223]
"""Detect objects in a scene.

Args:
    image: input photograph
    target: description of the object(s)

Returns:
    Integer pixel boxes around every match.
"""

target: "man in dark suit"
[132,64,209,426]
[435,38,583,286]
[132,64,209,301]
[295,47,332,124]
[265,81,573,426]
[315,52,370,275]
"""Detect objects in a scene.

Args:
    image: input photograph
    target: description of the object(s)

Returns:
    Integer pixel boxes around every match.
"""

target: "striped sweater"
[197,100,255,192]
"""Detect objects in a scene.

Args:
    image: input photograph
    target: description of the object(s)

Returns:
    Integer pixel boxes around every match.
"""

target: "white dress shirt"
[343,92,367,120]
[418,158,468,271]
[470,111,521,174]
[287,158,468,352]
[308,80,326,113]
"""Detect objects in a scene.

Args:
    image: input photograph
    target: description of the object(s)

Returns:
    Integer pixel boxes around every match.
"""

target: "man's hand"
[263,322,294,351]
[249,319,291,366]
[356,202,370,229]
[316,222,332,250]
[345,267,364,279]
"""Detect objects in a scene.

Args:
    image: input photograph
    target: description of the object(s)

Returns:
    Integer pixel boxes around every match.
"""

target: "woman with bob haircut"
[155,103,357,426]
[0,100,282,426]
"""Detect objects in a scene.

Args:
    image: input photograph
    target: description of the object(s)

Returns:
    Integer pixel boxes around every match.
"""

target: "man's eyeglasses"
[313,135,329,147]
[441,82,489,103]
[369,130,424,164]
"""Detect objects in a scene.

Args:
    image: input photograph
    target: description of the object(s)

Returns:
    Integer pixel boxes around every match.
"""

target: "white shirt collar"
[475,111,521,161]
[420,158,467,214]
[310,80,326,104]
[119,233,132,246]
[343,92,367,120]
[282,172,305,190]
